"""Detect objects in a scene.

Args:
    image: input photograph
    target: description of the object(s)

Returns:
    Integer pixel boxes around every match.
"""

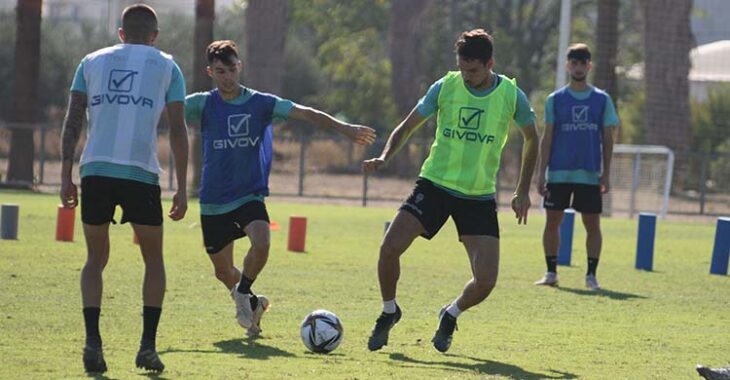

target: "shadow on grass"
[135,372,170,380]
[388,353,577,379]
[214,338,296,359]
[556,286,647,300]
[159,338,295,360]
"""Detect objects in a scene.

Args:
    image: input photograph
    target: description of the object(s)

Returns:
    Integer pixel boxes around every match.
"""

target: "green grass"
[0,190,728,379]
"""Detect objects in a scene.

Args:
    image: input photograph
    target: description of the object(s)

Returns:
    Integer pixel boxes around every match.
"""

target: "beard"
[571,73,587,82]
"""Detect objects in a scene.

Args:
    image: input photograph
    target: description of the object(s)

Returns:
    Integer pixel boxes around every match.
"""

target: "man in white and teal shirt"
[362,29,539,353]
[534,43,619,291]
[60,4,189,374]
[186,40,375,338]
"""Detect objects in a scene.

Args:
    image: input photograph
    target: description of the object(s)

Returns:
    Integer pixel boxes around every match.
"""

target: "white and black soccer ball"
[300,309,344,353]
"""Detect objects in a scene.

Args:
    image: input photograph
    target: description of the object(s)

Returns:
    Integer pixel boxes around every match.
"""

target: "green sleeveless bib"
[419,72,517,195]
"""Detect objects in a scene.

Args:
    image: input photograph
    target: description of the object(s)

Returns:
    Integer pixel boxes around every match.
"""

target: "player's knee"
[214,267,230,282]
[379,239,405,260]
[251,239,270,256]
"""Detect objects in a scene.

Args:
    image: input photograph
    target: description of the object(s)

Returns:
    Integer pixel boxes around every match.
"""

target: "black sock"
[83,307,102,348]
[546,256,558,273]
[237,274,255,294]
[140,306,162,351]
[587,257,600,276]
[249,294,259,311]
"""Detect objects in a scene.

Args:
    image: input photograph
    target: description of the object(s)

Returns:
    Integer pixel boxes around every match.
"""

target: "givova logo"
[561,105,598,131]
[90,69,154,109]
[442,106,496,144]
[213,113,260,150]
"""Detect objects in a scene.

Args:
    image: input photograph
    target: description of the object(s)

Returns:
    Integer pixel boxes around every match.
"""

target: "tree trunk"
[642,0,693,153]
[595,0,619,216]
[190,0,215,196]
[388,0,432,176]
[244,0,289,94]
[594,0,619,107]
[6,0,42,185]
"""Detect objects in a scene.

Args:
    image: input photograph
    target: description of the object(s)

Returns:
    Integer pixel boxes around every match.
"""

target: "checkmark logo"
[572,106,589,123]
[458,107,484,130]
[108,69,138,92]
[227,113,251,137]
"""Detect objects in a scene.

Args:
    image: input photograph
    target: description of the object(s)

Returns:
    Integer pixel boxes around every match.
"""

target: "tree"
[190,0,215,196]
[6,0,41,185]
[244,0,289,94]
[642,0,693,153]
[388,0,432,175]
[594,0,619,107]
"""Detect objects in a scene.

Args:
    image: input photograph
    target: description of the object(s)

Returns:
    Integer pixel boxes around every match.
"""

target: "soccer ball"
[300,309,344,353]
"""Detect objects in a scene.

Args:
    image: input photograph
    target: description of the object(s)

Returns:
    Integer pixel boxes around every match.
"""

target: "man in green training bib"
[362,29,538,353]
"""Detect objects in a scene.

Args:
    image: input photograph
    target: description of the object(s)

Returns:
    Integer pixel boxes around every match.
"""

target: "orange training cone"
[270,220,280,231]
[287,216,307,252]
[55,205,75,242]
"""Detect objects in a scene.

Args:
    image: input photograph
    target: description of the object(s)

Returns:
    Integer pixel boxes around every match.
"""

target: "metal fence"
[1,122,729,218]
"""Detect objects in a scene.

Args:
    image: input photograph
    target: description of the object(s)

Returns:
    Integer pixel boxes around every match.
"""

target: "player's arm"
[288,104,376,146]
[362,106,427,173]
[601,126,614,194]
[511,122,539,224]
[59,91,87,208]
[537,123,555,196]
[166,101,189,220]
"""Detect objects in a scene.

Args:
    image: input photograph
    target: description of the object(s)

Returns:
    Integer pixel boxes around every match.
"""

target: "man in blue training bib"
[185,40,375,337]
[534,43,619,290]
[60,4,189,374]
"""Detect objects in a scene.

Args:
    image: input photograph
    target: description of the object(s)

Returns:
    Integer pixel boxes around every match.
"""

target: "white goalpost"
[608,144,675,219]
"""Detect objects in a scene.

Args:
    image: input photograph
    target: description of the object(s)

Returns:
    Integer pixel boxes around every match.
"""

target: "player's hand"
[347,124,376,145]
[168,191,187,221]
[60,178,78,208]
[600,175,610,194]
[537,178,547,196]
[511,192,531,225]
[362,157,386,174]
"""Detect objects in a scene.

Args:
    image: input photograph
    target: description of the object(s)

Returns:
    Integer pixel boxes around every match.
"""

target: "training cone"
[270,220,280,231]
[55,205,75,242]
[288,216,307,252]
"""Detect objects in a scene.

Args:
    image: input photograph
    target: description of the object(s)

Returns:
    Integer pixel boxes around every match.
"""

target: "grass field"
[1,190,728,379]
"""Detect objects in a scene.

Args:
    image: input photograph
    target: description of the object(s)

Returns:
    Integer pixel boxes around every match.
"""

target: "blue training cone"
[635,213,656,271]
[558,209,575,266]
[710,217,730,275]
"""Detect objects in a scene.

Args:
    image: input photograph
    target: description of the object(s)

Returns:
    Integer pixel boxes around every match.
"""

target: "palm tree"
[244,0,289,94]
[6,0,42,186]
[190,0,215,196]
[642,0,693,153]
[389,0,432,175]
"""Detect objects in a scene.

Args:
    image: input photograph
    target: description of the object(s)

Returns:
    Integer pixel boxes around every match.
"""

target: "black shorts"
[201,201,269,254]
[81,176,162,226]
[399,179,499,240]
[543,183,602,214]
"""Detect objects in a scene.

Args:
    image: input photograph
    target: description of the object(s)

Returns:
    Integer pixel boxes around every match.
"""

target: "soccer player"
[60,4,188,373]
[362,29,538,353]
[534,43,618,290]
[185,40,375,337]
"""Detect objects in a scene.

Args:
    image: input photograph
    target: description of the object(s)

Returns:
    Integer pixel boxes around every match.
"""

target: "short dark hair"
[454,29,494,64]
[121,4,158,41]
[206,40,240,65]
[567,43,591,62]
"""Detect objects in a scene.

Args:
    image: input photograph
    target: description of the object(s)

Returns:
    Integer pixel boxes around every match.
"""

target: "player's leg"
[536,183,570,286]
[227,201,270,331]
[240,219,270,336]
[207,241,240,290]
[369,179,445,351]
[367,210,424,351]
[119,178,166,372]
[79,176,116,373]
[574,184,603,290]
[432,198,498,353]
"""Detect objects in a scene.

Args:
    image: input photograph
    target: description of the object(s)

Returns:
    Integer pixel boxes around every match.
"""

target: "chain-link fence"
[2,122,728,218]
